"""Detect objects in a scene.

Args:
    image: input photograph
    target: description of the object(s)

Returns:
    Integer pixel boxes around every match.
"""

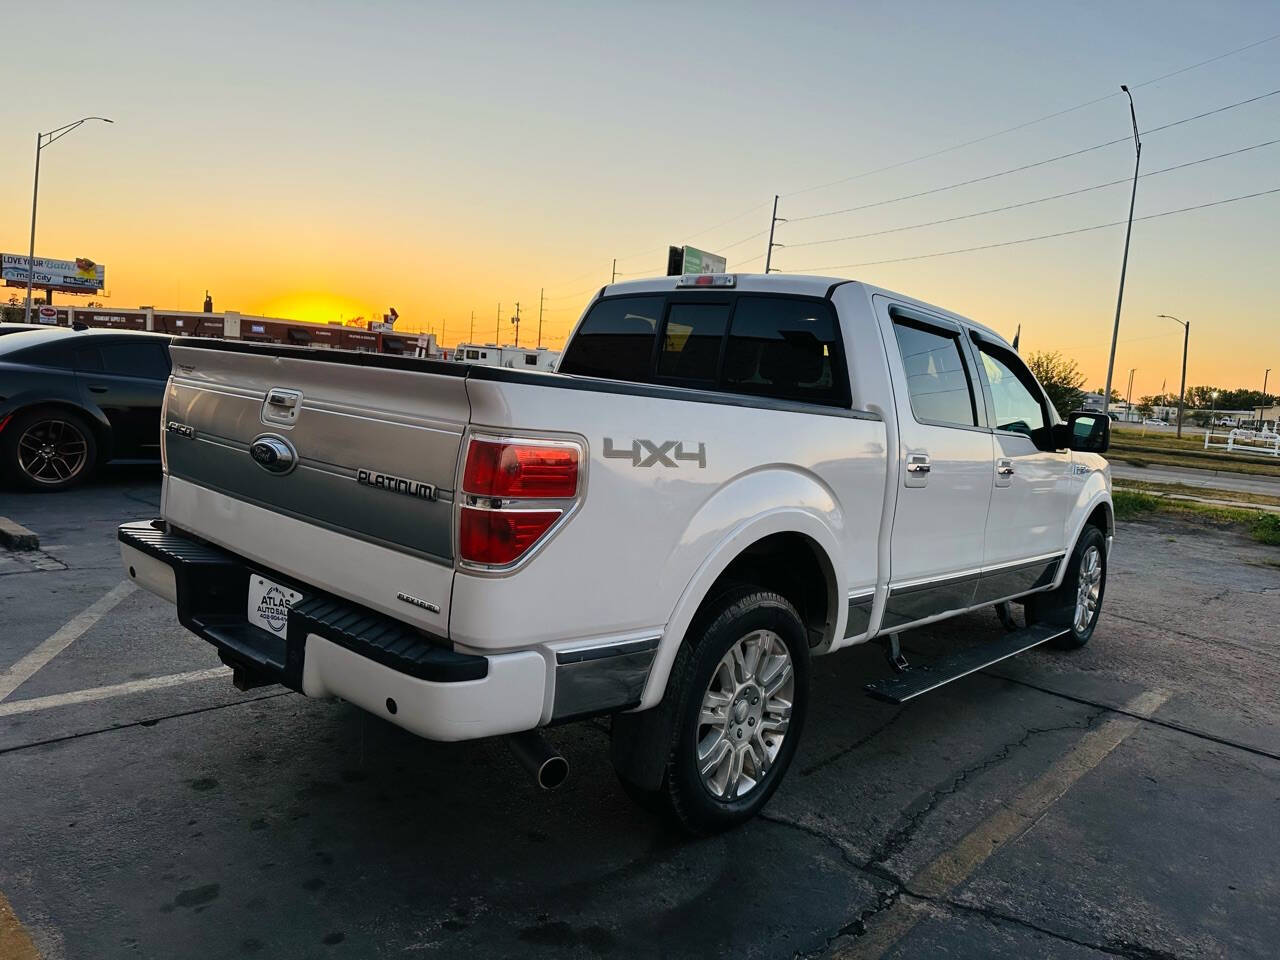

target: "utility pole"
[469,309,475,344]
[1126,367,1136,423]
[1159,314,1190,438]
[764,194,784,274]
[537,288,544,348]
[1262,367,1272,427]
[495,302,501,345]
[611,259,617,284]
[1102,86,1141,416]
[511,301,521,348]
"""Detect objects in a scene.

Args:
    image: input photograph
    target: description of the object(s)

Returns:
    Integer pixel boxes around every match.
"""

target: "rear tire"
[1,407,97,492]
[612,586,810,835]
[1026,525,1107,649]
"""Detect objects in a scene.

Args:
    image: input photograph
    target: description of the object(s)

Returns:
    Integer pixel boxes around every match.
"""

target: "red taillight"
[458,436,581,566]
[459,507,561,565]
[462,439,579,499]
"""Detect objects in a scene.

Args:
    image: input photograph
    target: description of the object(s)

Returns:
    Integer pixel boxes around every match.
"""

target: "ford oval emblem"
[249,434,297,475]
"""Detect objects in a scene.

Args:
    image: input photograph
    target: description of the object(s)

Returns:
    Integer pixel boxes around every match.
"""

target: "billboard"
[2,254,105,294]
[680,246,727,275]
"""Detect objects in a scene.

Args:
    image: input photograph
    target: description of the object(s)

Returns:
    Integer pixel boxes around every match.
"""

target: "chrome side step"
[864,623,1069,704]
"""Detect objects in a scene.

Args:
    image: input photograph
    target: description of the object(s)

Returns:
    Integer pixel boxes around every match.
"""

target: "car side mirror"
[1059,411,1110,453]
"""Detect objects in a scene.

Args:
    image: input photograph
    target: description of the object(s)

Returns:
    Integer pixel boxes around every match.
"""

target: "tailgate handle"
[261,388,303,426]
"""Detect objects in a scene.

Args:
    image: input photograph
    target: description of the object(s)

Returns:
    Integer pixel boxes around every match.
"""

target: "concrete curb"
[0,517,39,551]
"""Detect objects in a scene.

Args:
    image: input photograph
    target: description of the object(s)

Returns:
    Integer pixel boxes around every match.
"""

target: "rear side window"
[97,342,171,379]
[558,296,663,381]
[892,318,977,427]
[657,303,729,384]
[723,296,843,405]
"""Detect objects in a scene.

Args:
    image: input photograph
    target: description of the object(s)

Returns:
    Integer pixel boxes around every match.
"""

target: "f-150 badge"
[604,437,707,468]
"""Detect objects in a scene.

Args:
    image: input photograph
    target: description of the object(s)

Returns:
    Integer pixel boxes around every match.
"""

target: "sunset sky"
[2,1,1277,398]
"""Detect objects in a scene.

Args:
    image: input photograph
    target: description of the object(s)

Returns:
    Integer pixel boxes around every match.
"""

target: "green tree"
[1027,350,1086,416]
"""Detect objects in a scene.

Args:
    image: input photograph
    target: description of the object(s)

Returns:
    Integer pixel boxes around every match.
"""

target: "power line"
[787,187,1280,273]
[783,31,1280,199]
[786,88,1280,225]
[784,138,1280,249]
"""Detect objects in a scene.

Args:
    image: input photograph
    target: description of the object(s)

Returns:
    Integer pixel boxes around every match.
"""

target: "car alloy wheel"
[17,418,90,486]
[1074,544,1103,634]
[695,628,794,800]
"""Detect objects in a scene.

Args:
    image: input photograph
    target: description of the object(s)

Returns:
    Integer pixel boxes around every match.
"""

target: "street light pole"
[1158,315,1189,438]
[23,117,114,324]
[1102,87,1141,417]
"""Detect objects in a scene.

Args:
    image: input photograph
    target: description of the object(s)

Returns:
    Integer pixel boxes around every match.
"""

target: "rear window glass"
[722,297,842,405]
[13,342,74,369]
[658,303,729,384]
[558,296,662,381]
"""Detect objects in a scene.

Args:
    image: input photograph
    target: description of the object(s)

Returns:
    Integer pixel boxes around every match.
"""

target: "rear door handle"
[905,453,931,488]
[88,385,108,393]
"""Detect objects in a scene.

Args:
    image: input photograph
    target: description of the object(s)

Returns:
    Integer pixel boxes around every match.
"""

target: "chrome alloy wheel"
[696,629,794,800]
[17,419,89,486]
[1074,544,1103,633]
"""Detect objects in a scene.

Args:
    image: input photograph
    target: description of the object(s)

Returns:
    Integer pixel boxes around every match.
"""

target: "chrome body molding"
[551,636,660,720]
[880,554,1063,632]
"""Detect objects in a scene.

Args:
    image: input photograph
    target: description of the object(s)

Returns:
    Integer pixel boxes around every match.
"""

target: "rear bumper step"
[864,623,1069,704]
[118,520,485,691]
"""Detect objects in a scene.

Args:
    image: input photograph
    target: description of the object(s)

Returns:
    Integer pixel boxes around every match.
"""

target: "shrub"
[1250,513,1280,546]
[1112,490,1161,520]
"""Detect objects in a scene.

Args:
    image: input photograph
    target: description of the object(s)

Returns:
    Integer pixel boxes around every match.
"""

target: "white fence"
[1204,428,1280,458]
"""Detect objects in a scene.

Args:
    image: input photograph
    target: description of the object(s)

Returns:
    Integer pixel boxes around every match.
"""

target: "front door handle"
[995,457,1014,487]
[88,385,108,394]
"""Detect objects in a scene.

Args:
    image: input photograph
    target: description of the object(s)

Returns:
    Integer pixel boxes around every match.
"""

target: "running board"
[864,623,1069,704]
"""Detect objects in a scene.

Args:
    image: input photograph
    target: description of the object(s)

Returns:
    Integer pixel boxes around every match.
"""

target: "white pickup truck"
[119,274,1113,833]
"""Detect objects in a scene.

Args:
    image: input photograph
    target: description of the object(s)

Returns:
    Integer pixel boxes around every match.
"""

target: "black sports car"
[0,328,172,490]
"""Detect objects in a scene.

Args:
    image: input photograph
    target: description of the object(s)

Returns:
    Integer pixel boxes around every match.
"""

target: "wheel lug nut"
[748,718,756,727]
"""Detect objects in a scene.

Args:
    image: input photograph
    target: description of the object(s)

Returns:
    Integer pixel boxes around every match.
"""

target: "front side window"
[723,296,843,405]
[977,343,1048,437]
[558,295,663,381]
[657,303,729,384]
[892,318,977,427]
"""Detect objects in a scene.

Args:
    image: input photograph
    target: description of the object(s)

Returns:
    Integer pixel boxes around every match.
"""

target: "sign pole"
[24,133,41,324]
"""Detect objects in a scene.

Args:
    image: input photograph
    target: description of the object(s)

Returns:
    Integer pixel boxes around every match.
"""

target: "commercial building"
[14,304,440,358]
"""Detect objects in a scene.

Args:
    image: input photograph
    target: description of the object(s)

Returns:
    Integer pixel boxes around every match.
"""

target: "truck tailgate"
[160,342,468,637]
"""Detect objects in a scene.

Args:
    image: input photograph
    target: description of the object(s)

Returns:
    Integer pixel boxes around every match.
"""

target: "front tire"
[613,587,810,835]
[2,407,98,492]
[1026,525,1107,649]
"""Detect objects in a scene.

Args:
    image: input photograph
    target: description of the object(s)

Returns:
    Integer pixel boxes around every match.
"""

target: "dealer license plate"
[247,575,303,635]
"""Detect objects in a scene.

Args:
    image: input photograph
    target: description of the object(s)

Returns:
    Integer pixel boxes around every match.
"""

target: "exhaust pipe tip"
[536,754,569,791]
[508,730,569,791]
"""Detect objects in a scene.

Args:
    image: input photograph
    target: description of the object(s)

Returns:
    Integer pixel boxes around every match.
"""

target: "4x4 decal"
[604,437,707,469]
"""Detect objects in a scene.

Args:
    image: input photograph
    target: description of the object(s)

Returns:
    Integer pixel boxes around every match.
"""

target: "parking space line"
[0,890,41,960]
[0,580,136,703]
[833,688,1170,960]
[0,667,231,719]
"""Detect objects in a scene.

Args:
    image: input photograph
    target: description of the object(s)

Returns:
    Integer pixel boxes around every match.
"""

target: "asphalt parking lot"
[2,468,1279,959]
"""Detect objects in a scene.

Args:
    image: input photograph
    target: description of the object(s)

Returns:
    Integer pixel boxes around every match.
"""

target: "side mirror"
[1059,411,1110,453]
